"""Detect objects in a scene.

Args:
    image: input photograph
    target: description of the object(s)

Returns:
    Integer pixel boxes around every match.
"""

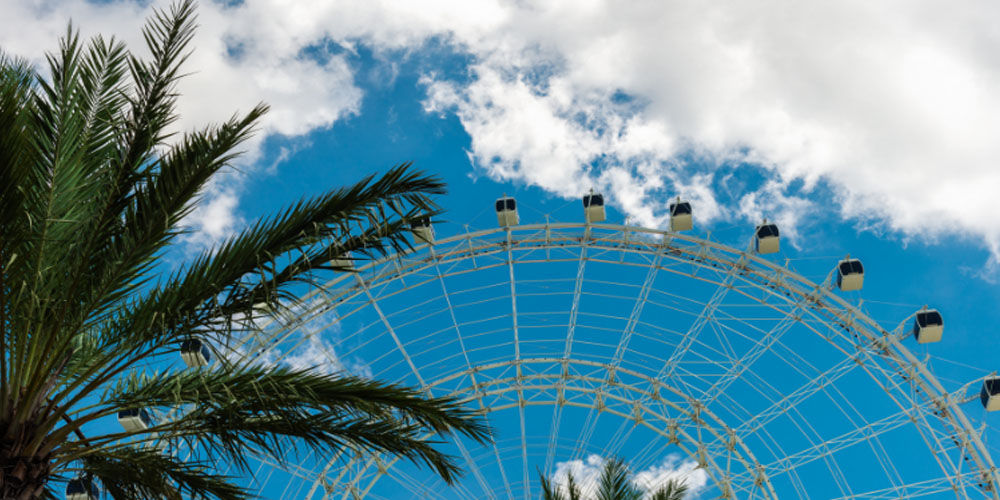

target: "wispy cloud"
[224,307,371,378]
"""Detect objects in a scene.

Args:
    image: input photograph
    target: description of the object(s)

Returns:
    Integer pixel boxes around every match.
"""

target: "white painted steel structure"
[224,222,998,499]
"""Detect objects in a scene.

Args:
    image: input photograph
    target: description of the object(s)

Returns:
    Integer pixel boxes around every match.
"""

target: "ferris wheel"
[215,193,1000,500]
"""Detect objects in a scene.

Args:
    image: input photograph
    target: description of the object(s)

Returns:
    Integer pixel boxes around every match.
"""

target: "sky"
[4,0,1000,498]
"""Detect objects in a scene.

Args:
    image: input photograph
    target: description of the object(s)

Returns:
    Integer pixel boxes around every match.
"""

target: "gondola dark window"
[757,224,779,238]
[410,216,431,229]
[917,311,942,328]
[583,194,604,207]
[982,378,1000,411]
[670,202,692,215]
[912,309,944,343]
[67,477,97,500]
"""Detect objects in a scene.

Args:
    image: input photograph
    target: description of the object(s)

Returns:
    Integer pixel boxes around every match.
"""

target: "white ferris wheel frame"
[231,221,999,500]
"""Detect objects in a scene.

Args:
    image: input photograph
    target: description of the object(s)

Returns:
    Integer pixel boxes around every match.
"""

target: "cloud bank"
[419,0,1000,259]
[5,0,1000,264]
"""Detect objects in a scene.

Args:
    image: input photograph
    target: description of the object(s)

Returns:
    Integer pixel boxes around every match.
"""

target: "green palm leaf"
[648,479,689,500]
[0,1,486,498]
[79,447,248,500]
[538,468,568,500]
[595,458,642,500]
[534,458,687,500]
[58,365,487,483]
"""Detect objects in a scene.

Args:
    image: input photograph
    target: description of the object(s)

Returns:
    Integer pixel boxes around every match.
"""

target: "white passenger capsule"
[118,408,153,433]
[836,256,864,292]
[180,338,211,367]
[982,378,1000,411]
[495,196,519,227]
[583,190,606,223]
[411,215,434,243]
[66,477,98,500]
[912,308,943,344]
[669,198,692,231]
[754,220,780,254]
[330,251,353,270]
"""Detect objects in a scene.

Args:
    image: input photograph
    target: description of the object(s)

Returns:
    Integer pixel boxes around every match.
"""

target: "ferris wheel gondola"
[117,408,153,433]
[66,477,98,500]
[836,256,864,291]
[983,378,1000,411]
[669,198,693,231]
[754,220,780,254]
[410,215,434,243]
[330,251,353,270]
[495,196,518,227]
[913,308,944,343]
[583,190,606,223]
[180,338,211,367]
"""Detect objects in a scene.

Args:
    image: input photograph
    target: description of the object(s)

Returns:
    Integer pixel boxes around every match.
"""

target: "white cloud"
[282,334,343,374]
[7,0,1000,266]
[224,307,371,378]
[272,308,372,377]
[632,455,709,497]
[0,0,363,142]
[416,0,1000,265]
[551,454,708,499]
[181,183,242,250]
[551,454,604,496]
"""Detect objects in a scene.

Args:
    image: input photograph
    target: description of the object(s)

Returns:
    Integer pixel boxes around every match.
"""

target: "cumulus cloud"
[0,0,363,143]
[551,454,708,498]
[418,0,1000,262]
[7,0,1000,264]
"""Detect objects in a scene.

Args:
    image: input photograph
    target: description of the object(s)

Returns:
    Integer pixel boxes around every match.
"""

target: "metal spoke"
[699,282,820,405]
[543,223,590,476]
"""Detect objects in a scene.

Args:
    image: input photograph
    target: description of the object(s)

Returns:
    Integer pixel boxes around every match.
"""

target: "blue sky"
[5,0,1000,498]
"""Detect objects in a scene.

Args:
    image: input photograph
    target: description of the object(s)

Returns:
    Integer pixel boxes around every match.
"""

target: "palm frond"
[56,365,486,484]
[79,446,247,500]
[648,479,689,500]
[1,0,479,497]
[595,458,642,500]
[41,106,268,430]
[4,27,134,431]
[103,163,439,353]
[0,50,36,415]
[46,163,442,424]
[79,103,267,332]
[538,468,567,500]
[566,471,582,500]
[121,0,196,165]
[13,32,133,426]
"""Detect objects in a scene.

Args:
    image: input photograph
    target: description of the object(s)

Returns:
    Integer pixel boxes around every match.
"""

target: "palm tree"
[0,2,488,499]
[538,458,689,500]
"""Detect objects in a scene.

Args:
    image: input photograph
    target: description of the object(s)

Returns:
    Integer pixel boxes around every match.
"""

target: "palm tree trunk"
[0,441,52,500]
[1,403,54,500]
